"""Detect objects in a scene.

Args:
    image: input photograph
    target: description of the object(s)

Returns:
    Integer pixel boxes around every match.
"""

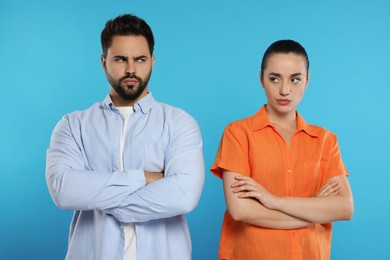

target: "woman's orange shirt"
[211,106,348,260]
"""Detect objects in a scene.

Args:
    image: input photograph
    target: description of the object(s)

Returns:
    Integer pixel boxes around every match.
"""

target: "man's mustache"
[119,73,142,82]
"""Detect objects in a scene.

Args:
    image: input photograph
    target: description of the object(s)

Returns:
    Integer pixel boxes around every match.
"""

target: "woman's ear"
[260,71,264,88]
[306,71,310,88]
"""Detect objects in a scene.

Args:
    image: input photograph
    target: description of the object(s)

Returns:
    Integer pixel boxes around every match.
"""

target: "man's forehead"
[107,35,150,56]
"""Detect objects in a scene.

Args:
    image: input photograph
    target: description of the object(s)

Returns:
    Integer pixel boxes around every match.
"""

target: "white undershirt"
[117,106,136,260]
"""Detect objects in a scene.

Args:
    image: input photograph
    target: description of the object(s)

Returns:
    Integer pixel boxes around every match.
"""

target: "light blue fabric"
[46,93,205,260]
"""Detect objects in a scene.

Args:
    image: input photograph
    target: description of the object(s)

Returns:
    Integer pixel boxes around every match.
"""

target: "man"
[46,14,205,260]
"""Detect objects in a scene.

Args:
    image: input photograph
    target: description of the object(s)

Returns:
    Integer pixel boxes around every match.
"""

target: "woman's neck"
[265,106,297,147]
[265,105,297,130]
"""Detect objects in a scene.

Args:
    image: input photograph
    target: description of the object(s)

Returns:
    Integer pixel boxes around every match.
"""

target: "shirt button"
[112,167,117,171]
[288,169,292,174]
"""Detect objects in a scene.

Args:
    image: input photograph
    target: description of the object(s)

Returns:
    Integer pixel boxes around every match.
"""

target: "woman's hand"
[231,175,281,210]
[316,179,340,197]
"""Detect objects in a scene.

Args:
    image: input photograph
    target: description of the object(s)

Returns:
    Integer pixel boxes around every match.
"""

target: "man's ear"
[151,55,156,68]
[100,55,106,70]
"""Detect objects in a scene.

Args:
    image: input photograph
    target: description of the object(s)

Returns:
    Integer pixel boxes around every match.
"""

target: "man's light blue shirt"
[46,93,205,260]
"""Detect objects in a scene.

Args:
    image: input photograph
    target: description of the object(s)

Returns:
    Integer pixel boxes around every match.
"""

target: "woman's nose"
[280,82,291,96]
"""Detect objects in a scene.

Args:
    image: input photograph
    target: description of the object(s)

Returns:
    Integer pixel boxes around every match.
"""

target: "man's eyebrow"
[113,55,128,60]
[133,55,148,60]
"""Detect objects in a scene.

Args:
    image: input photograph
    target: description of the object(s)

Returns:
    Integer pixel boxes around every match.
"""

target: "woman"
[211,40,353,260]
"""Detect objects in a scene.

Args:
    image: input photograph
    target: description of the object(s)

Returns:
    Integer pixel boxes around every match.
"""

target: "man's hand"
[144,171,164,184]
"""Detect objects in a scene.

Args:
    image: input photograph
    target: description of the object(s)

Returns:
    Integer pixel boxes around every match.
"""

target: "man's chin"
[122,83,137,90]
[121,85,138,94]
[121,91,143,102]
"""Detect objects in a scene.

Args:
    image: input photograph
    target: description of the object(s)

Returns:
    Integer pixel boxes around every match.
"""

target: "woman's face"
[260,53,309,117]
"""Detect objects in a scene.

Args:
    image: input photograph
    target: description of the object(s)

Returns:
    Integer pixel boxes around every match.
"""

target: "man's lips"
[276,99,291,105]
[122,78,138,85]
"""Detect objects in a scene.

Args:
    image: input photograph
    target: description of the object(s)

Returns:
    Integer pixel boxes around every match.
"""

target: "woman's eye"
[269,77,279,83]
[291,78,301,84]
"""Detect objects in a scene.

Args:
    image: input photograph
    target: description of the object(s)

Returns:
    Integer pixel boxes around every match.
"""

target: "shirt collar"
[101,92,155,114]
[252,105,271,131]
[252,105,320,137]
[296,112,321,137]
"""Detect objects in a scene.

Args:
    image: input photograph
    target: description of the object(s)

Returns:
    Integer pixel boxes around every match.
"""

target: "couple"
[46,14,353,260]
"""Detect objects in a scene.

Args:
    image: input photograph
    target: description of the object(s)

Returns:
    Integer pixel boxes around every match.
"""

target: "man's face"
[101,35,155,106]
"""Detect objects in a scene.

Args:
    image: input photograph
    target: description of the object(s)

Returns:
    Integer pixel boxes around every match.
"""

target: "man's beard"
[107,70,152,102]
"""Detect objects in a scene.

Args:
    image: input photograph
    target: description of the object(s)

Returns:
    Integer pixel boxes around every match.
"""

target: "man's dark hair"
[101,14,155,56]
[261,40,309,72]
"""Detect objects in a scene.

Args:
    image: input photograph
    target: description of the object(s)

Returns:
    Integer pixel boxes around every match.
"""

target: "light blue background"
[1,0,389,259]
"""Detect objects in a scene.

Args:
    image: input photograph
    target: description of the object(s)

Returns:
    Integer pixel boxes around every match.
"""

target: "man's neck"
[109,89,149,107]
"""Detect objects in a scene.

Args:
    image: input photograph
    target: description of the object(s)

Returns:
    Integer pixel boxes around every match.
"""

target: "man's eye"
[115,58,126,62]
[136,58,146,63]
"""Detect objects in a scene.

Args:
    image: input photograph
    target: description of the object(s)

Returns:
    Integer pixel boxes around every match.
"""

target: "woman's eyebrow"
[291,73,304,77]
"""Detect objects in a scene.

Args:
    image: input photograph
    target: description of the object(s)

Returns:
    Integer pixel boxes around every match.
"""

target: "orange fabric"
[211,105,348,260]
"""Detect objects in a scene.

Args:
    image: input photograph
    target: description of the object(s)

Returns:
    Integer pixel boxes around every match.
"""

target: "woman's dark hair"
[260,40,309,72]
[101,14,155,56]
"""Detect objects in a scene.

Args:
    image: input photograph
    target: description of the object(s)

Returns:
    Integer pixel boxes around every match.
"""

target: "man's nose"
[125,62,135,75]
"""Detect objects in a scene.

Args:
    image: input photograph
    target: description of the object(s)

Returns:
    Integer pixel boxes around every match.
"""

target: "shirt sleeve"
[325,132,349,179]
[210,123,251,179]
[103,113,205,223]
[46,115,146,210]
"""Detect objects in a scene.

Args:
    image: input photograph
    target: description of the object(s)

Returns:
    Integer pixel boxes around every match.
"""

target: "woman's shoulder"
[304,122,338,141]
[224,106,267,134]
[225,114,256,130]
[297,112,337,139]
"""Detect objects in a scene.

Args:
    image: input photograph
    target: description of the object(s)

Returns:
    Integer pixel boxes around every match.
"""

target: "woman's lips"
[277,99,291,105]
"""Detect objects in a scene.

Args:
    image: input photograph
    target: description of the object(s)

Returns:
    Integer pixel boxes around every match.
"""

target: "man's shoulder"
[153,101,195,121]
[154,100,184,112]
[62,101,103,122]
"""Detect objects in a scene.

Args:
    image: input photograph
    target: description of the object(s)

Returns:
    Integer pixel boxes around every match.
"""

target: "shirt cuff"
[125,169,146,191]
